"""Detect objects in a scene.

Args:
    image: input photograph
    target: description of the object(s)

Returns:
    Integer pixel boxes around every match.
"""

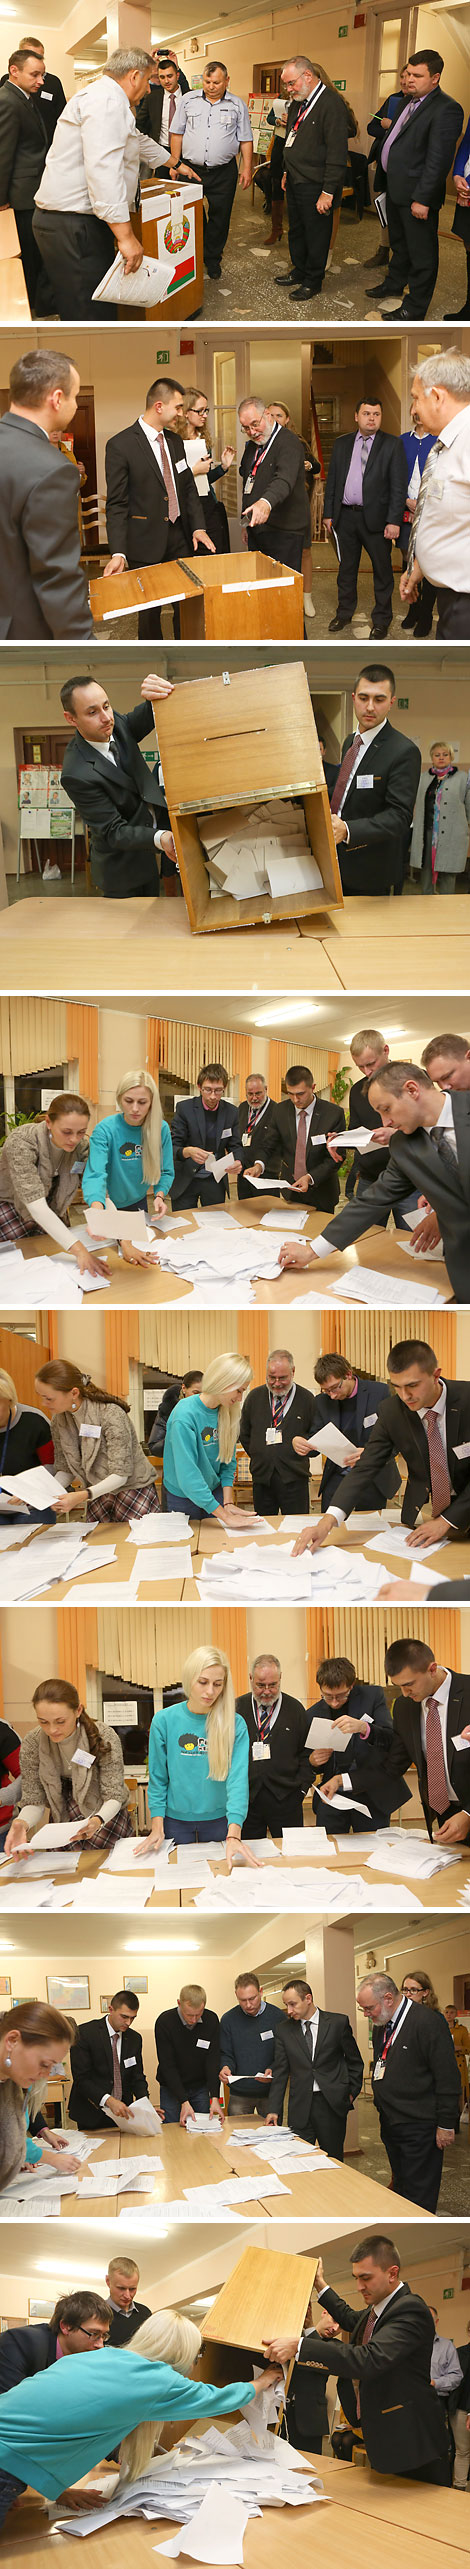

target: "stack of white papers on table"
[366,1836,461,1879]
[57,1877,154,1912]
[282,1824,334,1854]
[102,1837,166,1873]
[183,2174,291,2207]
[118,2201,246,2225]
[194,1867,424,1914]
[129,1547,193,1590]
[259,1208,309,1229]
[53,2420,328,2539]
[329,1267,447,1309]
[127,1516,193,1545]
[154,1228,302,1298]
[365,1524,449,1562]
[196,1546,314,1603]
[0,1527,91,1600]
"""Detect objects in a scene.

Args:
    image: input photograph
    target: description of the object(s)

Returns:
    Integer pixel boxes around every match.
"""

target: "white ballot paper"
[155,2486,253,2563]
[204,1153,235,1183]
[126,2100,164,2136]
[304,1715,342,1754]
[307,1425,359,1466]
[0,1465,66,1508]
[331,1268,446,1309]
[282,1824,332,1855]
[317,1789,371,1818]
[29,1820,86,1850]
[53,2423,328,2543]
[365,1525,449,1561]
[86,1201,148,1242]
[92,249,177,305]
[259,1209,309,1229]
[129,1548,193,1589]
[103,1838,165,1873]
[127,1516,193,1545]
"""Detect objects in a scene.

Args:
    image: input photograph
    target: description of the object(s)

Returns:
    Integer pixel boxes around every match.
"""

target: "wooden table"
[9,2452,469,2569]
[2,894,470,997]
[4,1501,463,1604]
[11,1195,452,1306]
[38,2117,424,2221]
[5,1804,470,1910]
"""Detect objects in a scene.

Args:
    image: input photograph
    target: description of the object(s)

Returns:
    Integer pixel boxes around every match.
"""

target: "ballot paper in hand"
[86,1201,148,1242]
[307,1424,359,1467]
[366,1525,449,1561]
[103,1838,163,1872]
[29,1820,86,1850]
[304,1715,341,1755]
[126,2100,164,2136]
[204,1152,235,1183]
[0,1465,66,1509]
[92,250,177,305]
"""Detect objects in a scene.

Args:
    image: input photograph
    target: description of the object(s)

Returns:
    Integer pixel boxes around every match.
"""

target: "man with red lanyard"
[357,1968,460,2211]
[275,55,349,302]
[238,396,311,573]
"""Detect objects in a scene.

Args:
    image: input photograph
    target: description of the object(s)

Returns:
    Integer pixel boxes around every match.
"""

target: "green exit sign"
[334,79,346,90]
[338,23,348,33]
[443,2287,454,2300]
[156,348,169,363]
[398,697,409,707]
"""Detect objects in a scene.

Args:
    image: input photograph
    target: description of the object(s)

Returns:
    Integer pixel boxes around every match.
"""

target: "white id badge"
[364,1412,378,1426]
[241,1131,250,1148]
[284,130,295,147]
[373,2060,385,2081]
[252,1742,271,1762]
[453,1443,470,1460]
[357,775,374,790]
[260,2028,274,2041]
[176,459,187,474]
[126,2054,137,2066]
[197,2038,210,2050]
[79,1424,100,1440]
[244,476,254,495]
[266,1427,282,1445]
[72,1747,95,1769]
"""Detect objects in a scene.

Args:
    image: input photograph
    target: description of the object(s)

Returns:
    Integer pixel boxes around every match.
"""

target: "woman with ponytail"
[0,2000,78,2198]
[82,1070,174,1269]
[34,1359,161,1524]
[4,1676,130,1858]
[162,1352,260,1526]
[145,1643,259,1867]
[0,1093,108,1280]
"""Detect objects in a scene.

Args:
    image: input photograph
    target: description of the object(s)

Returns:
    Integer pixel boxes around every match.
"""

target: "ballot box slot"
[178,558,203,591]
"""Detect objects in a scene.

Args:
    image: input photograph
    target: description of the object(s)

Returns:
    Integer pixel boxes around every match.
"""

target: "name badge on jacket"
[197,2037,210,2049]
[125,2054,137,2066]
[356,775,374,790]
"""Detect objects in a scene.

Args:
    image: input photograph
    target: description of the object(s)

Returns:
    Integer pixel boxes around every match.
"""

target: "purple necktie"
[381,99,419,172]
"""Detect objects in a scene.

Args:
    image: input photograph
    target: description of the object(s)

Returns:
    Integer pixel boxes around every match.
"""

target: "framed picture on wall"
[124,1975,148,1995]
[47,1976,90,2012]
[0,1975,11,1997]
[100,1997,111,2015]
[29,2298,55,2319]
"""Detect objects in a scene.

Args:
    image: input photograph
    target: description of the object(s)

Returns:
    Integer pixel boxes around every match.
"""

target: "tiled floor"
[198,186,469,322]
[357,2092,470,2212]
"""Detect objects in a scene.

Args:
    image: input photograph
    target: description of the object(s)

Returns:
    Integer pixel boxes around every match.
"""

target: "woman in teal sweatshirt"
[0,2311,277,2530]
[144,1642,259,1866]
[83,1069,174,1270]
[163,1351,260,1525]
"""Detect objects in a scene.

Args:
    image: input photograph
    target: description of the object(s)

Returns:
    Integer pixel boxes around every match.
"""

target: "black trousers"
[190,158,238,269]
[243,1783,305,1838]
[251,1466,310,1515]
[313,1787,383,1835]
[32,206,118,319]
[385,194,439,315]
[247,524,306,573]
[15,207,55,314]
[379,2110,444,2212]
[295,2096,347,2160]
[285,170,334,287]
[435,587,470,640]
[90,841,160,899]
[339,837,405,898]
[227,2083,271,2117]
[336,506,394,621]
[0,2469,26,2532]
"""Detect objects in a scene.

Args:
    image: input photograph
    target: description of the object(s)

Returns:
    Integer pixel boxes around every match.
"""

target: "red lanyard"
[377,1997,411,2067]
[250,426,280,482]
[290,82,323,135]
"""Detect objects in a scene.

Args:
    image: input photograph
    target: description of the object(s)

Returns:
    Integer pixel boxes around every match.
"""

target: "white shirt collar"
[106,2017,120,2046]
[372,2282,405,2319]
[439,402,470,449]
[353,718,388,749]
[435,1092,455,1134]
[418,1378,447,1424]
[423,1669,451,1713]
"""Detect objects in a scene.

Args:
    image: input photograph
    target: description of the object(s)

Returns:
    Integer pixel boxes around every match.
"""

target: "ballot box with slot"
[136,178,204,318]
[89,555,305,641]
[155,662,343,933]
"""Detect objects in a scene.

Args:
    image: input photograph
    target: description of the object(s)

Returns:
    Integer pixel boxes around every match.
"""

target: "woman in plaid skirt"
[3,1676,131,1856]
[0,1094,108,1282]
[34,1358,161,1525]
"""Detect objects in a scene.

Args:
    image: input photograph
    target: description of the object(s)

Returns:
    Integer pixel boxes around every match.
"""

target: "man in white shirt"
[278,1059,470,1307]
[33,47,169,321]
[400,350,470,638]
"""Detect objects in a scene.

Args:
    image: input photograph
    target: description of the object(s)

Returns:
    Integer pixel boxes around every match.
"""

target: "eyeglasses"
[78,2327,110,2343]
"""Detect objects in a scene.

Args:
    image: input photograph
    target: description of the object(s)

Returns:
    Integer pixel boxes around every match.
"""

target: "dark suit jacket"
[324,430,408,532]
[346,1071,392,1188]
[69,2019,148,2130]
[170,1093,242,1208]
[0,2320,58,2395]
[309,1375,400,1510]
[325,1376,470,1530]
[320,1097,470,1304]
[239,425,310,537]
[0,412,93,641]
[385,86,463,209]
[388,1669,470,1836]
[269,2007,363,2127]
[370,1998,461,2127]
[0,65,66,142]
[61,704,168,899]
[136,74,189,146]
[263,1094,346,1213]
[105,420,201,567]
[330,719,421,895]
[310,1678,410,1828]
[236,1688,315,1808]
[240,1380,319,1492]
[0,79,47,206]
[302,2283,449,2474]
[284,85,348,203]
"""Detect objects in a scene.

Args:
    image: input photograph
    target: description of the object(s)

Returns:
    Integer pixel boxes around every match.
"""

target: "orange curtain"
[268,1041,288,1099]
[211,1608,248,1697]
[306,1609,327,1701]
[428,1610,461,1671]
[104,1313,140,1398]
[232,1034,252,1096]
[328,1052,340,1089]
[66,1006,99,1104]
[238,1312,269,1379]
[146,1018,161,1079]
[57,1609,99,1702]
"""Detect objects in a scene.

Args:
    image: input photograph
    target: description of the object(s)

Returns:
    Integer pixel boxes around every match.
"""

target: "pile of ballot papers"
[196,1541,389,1606]
[0,1524,114,1601]
[54,2418,329,2547]
[200,799,324,906]
[0,1243,109,1306]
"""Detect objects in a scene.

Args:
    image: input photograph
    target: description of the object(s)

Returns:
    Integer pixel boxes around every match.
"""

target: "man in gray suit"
[0,347,94,639]
[278,1059,470,1307]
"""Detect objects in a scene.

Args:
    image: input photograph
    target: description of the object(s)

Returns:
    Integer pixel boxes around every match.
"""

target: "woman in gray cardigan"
[410,743,470,892]
[4,1676,130,1856]
[34,1358,161,1524]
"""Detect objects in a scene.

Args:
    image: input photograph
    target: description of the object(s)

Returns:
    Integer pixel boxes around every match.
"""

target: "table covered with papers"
[0,2115,425,2223]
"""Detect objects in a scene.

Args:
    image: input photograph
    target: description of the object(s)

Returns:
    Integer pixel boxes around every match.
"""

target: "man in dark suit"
[281,1064,470,1303]
[1,37,66,144]
[69,1990,149,2131]
[104,375,215,638]
[238,398,310,573]
[357,1970,461,2211]
[237,1072,273,1198]
[366,50,463,319]
[171,1062,242,1208]
[275,54,348,302]
[104,2256,151,2346]
[262,1063,346,1213]
[263,2236,452,2481]
[240,1348,319,1515]
[384,1638,470,1845]
[0,47,50,309]
[136,49,189,156]
[307,1651,411,1834]
[237,1650,315,1837]
[0,2292,111,2395]
[300,1351,402,1512]
[326,664,421,895]
[0,347,93,641]
[290,1337,470,1560]
[324,400,408,638]
[60,671,175,899]
[266,1975,363,2159]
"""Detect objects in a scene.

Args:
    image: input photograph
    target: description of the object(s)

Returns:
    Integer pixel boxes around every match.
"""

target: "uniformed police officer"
[170,59,252,277]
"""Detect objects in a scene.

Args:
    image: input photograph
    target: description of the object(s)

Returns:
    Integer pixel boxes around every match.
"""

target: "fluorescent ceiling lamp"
[252,1001,320,1028]
[124,1938,201,1954]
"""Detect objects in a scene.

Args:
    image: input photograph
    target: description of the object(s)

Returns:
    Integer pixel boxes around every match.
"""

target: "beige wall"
[5,1924,272,2098]
[1,2229,467,2333]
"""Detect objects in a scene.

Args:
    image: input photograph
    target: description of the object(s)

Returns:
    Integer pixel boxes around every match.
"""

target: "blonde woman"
[145,1643,258,1866]
[0,2306,279,2533]
[0,1091,107,1280]
[83,1070,174,1273]
[162,1352,259,1525]
[34,1359,161,1524]
[0,2000,78,2197]
[4,1676,130,1858]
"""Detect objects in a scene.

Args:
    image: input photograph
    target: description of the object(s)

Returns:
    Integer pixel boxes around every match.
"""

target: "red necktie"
[357,2306,376,2416]
[112,2034,122,2099]
[425,1696,449,1815]
[424,1407,451,1516]
[294,1110,308,1179]
[330,736,363,814]
[157,432,179,524]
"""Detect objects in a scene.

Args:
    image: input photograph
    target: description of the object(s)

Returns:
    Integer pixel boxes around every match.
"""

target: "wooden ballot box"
[155,660,344,934]
[89,554,304,642]
[202,2245,319,2355]
[138,179,204,318]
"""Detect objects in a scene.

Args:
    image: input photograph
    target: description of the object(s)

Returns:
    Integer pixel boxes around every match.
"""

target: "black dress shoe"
[363,245,390,268]
[205,263,221,278]
[387,304,413,319]
[274,269,301,285]
[328,613,351,631]
[370,623,391,639]
[400,608,418,631]
[289,280,323,299]
[365,282,397,301]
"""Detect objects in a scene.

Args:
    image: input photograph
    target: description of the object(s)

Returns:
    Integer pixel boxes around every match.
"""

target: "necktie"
[360,438,370,477]
[424,1407,451,1515]
[330,736,363,814]
[169,93,176,126]
[356,2305,377,2416]
[425,1696,449,1815]
[294,1109,308,1180]
[272,1394,285,1428]
[247,1106,258,1132]
[256,1699,273,1742]
[406,441,444,572]
[429,1124,458,1178]
[304,2020,315,2059]
[111,2034,122,2099]
[157,432,179,524]
[381,96,418,169]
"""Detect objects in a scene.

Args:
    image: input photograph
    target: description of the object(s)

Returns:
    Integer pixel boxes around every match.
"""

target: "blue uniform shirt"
[172,89,252,165]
